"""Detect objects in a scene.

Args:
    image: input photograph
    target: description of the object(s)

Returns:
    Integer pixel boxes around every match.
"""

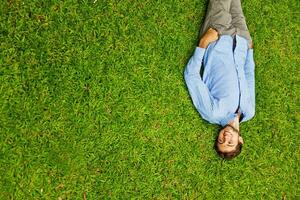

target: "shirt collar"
[220,113,238,127]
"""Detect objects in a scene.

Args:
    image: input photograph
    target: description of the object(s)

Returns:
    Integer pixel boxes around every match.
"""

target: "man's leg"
[200,0,235,38]
[230,0,252,43]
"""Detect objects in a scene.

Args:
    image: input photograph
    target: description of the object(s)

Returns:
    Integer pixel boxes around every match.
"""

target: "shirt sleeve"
[184,47,218,123]
[242,49,255,121]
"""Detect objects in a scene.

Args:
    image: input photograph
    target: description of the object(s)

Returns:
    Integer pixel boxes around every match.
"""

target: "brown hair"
[215,142,243,160]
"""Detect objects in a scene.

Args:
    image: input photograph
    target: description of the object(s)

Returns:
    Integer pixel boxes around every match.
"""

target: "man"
[184,0,255,159]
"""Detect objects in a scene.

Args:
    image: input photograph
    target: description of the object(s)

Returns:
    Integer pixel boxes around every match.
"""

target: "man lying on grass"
[184,0,255,159]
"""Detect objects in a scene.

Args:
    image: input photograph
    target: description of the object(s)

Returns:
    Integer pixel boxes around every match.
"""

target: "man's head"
[215,124,244,160]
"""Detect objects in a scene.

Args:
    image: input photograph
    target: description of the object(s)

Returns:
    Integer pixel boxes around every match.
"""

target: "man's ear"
[239,136,244,144]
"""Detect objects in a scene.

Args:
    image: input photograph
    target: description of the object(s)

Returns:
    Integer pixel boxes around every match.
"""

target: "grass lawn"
[0,0,299,199]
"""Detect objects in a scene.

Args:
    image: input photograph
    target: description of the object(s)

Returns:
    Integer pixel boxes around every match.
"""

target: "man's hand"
[199,28,219,48]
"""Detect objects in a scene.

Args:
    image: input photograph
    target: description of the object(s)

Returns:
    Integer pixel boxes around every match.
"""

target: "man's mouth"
[224,131,231,136]
[223,131,232,141]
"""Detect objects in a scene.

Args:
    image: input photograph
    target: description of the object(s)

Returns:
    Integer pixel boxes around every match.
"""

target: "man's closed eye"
[227,142,235,147]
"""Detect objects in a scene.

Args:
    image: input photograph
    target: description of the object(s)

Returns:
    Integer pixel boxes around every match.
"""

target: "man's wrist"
[198,39,208,48]
[249,42,254,49]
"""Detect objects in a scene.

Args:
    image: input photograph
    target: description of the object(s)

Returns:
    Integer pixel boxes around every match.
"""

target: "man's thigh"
[200,0,234,37]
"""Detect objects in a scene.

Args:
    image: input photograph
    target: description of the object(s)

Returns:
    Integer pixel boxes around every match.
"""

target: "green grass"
[0,0,299,199]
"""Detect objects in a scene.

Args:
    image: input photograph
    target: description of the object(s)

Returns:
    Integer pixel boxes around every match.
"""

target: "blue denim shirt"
[184,35,255,126]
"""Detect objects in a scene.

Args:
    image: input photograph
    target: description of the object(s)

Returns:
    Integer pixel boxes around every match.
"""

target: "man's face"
[216,125,244,153]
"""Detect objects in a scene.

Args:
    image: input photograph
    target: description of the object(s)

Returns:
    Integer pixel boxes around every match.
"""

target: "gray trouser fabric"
[200,0,252,44]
